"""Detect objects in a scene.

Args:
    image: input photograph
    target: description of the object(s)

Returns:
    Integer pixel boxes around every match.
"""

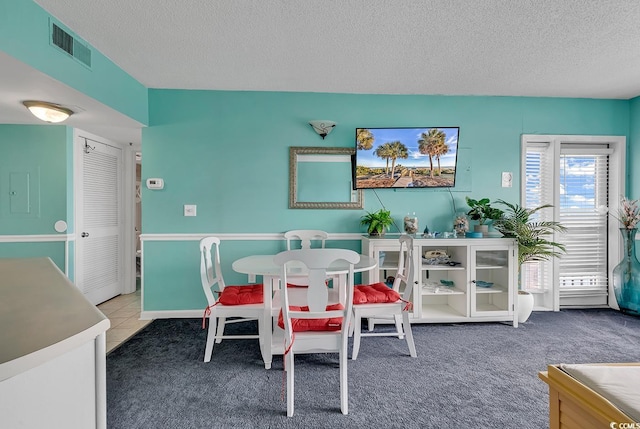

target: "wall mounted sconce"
[309,120,336,139]
[22,100,74,123]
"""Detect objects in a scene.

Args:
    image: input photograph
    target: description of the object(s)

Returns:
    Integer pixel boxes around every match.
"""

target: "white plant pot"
[474,224,489,237]
[517,291,534,323]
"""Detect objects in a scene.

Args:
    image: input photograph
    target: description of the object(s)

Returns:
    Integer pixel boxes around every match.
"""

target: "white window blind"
[557,146,610,296]
[523,143,554,292]
[523,134,625,309]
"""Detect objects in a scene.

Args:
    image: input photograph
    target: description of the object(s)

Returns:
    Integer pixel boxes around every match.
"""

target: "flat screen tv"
[353,127,460,189]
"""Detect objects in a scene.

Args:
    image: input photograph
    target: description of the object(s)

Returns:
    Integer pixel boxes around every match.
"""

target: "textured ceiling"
[3,1,639,144]
[32,0,640,99]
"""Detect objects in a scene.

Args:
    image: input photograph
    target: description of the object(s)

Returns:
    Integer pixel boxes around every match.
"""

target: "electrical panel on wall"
[0,167,41,218]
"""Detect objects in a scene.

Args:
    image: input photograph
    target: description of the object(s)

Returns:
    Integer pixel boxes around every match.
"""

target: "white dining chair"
[283,229,331,287]
[199,236,267,365]
[284,229,328,250]
[350,234,417,360]
[273,248,360,417]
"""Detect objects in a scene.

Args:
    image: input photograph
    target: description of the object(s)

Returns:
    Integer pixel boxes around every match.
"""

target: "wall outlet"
[184,204,197,216]
[501,172,513,188]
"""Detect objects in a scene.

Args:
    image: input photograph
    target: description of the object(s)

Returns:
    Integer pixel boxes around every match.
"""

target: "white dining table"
[232,253,377,369]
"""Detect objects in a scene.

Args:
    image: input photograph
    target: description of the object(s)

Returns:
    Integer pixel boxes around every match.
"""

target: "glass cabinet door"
[470,246,513,317]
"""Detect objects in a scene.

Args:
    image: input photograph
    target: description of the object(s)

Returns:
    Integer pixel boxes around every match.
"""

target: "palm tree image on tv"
[355,127,459,189]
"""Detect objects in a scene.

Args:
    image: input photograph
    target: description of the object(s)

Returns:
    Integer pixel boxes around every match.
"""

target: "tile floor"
[97,286,152,354]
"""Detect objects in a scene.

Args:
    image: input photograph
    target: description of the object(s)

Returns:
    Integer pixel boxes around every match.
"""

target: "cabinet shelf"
[474,285,506,294]
[421,287,465,295]
[476,264,507,270]
[379,262,399,270]
[421,264,465,271]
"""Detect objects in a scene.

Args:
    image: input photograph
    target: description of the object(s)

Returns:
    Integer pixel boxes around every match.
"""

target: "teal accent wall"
[0,242,65,270]
[0,0,148,125]
[141,90,629,311]
[0,124,70,271]
[0,125,70,234]
[630,96,640,197]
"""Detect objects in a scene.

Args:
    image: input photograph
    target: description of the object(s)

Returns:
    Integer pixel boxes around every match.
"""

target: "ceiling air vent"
[51,22,92,68]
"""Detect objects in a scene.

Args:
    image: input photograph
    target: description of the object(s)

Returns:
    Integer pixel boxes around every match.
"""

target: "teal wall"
[630,96,640,197]
[0,0,148,125]
[141,90,629,311]
[0,124,70,234]
[0,2,636,311]
[145,91,629,234]
[0,124,72,270]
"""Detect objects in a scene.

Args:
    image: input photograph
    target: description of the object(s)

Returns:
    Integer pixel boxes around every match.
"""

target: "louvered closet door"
[76,136,123,305]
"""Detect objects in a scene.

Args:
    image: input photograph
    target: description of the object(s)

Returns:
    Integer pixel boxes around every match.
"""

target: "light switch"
[184,204,197,216]
[501,172,513,188]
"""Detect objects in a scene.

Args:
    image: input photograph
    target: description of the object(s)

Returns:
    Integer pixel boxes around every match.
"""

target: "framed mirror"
[289,146,364,209]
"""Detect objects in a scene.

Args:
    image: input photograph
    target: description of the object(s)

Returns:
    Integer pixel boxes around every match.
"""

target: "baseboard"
[140,310,202,320]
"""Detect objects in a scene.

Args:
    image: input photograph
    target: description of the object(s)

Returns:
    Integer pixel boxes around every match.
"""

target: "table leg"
[261,275,277,369]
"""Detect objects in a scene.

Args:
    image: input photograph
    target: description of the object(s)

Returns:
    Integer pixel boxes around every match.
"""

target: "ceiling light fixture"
[22,100,74,123]
[309,120,336,139]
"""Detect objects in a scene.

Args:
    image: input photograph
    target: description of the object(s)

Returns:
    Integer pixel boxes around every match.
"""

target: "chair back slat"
[199,236,227,304]
[392,235,415,301]
[284,229,329,250]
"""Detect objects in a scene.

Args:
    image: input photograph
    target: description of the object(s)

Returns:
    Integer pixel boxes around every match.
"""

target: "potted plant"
[465,197,504,236]
[493,200,567,323]
[361,209,394,236]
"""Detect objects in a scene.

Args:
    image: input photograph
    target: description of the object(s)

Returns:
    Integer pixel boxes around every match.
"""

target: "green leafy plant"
[361,209,394,236]
[493,200,567,266]
[465,197,504,225]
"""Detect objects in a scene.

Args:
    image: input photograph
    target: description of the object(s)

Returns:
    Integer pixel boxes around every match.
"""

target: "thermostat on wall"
[146,178,164,190]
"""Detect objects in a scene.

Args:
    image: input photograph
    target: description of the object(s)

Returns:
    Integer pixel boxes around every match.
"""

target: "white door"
[75,131,123,305]
[522,135,625,310]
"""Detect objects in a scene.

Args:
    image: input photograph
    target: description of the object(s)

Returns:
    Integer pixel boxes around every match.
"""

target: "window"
[558,147,610,299]
[522,135,625,310]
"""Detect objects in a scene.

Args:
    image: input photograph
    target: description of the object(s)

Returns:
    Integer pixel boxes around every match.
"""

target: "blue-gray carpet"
[107,309,640,428]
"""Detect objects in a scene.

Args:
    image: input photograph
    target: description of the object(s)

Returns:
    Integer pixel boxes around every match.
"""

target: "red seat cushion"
[218,284,264,305]
[286,283,309,288]
[353,283,401,304]
[277,303,344,332]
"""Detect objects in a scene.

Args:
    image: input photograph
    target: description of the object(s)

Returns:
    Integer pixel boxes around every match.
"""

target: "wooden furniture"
[232,253,377,369]
[351,234,417,360]
[0,257,110,429]
[539,363,640,428]
[362,234,518,326]
[274,248,359,416]
[199,237,268,366]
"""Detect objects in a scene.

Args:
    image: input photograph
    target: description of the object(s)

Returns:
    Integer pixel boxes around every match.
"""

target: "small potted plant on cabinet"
[465,197,504,236]
[493,200,566,323]
[361,209,394,236]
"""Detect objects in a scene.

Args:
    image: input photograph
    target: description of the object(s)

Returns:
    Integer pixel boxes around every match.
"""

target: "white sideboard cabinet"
[362,234,519,327]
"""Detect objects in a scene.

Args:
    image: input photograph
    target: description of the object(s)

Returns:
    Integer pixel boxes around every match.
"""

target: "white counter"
[0,257,110,429]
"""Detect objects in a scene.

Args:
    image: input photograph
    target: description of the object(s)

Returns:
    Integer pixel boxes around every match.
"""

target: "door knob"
[81,232,90,238]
